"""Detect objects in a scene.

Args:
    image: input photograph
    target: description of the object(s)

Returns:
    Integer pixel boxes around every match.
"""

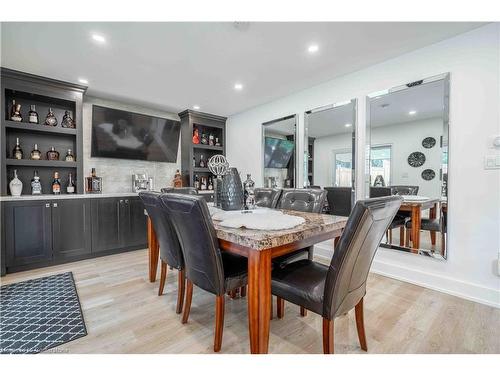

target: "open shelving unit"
[179,110,227,195]
[1,68,87,196]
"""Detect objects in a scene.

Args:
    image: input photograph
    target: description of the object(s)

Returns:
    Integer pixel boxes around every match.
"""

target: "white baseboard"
[314,244,500,309]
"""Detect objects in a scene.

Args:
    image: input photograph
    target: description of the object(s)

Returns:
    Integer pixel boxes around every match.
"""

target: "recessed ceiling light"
[345,123,352,128]
[409,110,417,115]
[78,78,88,84]
[234,83,243,91]
[91,34,106,43]
[308,44,319,53]
[193,105,200,110]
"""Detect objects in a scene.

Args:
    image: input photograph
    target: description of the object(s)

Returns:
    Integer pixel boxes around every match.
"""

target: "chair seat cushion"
[405,218,440,231]
[222,252,248,292]
[271,259,327,315]
[272,248,311,268]
[389,214,407,229]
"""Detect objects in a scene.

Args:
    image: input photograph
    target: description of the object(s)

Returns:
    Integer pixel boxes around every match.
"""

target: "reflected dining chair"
[160,193,248,352]
[405,205,447,253]
[272,196,402,353]
[370,186,407,245]
[253,187,282,208]
[139,191,185,314]
[161,187,198,195]
[324,187,353,217]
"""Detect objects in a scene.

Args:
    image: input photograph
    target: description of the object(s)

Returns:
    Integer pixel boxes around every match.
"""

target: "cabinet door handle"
[45,203,50,208]
[53,203,58,208]
[125,199,129,204]
[119,199,124,204]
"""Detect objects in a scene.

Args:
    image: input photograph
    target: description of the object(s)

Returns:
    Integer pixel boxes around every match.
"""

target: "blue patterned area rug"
[0,272,87,354]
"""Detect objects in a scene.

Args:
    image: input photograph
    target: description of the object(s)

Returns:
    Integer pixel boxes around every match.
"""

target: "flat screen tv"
[264,137,295,168]
[91,105,181,162]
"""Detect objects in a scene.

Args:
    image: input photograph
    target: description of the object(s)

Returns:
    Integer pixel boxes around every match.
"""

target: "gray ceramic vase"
[220,167,244,211]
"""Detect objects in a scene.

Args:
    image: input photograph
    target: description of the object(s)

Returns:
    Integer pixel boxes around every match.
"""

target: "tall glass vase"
[220,168,244,211]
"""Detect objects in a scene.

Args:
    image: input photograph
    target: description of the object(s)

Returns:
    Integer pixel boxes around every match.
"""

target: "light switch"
[484,155,500,169]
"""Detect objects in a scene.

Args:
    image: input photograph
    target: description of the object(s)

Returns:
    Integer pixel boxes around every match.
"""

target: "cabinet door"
[52,199,91,260]
[91,198,122,253]
[122,197,147,248]
[4,201,52,267]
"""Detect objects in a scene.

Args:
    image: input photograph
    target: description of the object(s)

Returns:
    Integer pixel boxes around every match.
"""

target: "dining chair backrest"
[390,185,419,196]
[139,191,184,270]
[160,193,225,295]
[278,188,327,213]
[369,186,392,198]
[324,187,353,217]
[161,187,198,195]
[323,195,402,319]
[254,188,282,208]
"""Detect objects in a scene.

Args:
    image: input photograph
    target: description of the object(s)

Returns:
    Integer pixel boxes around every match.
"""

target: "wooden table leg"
[148,217,159,282]
[411,206,421,251]
[429,203,437,246]
[247,249,272,354]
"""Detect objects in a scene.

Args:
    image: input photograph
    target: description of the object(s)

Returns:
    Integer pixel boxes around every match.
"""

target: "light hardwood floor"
[1,249,499,354]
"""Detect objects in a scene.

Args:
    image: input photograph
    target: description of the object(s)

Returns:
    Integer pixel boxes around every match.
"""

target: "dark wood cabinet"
[91,197,147,254]
[4,201,53,267]
[52,199,91,260]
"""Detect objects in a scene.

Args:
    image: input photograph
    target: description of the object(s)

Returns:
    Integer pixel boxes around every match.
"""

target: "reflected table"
[145,207,347,354]
[399,197,440,251]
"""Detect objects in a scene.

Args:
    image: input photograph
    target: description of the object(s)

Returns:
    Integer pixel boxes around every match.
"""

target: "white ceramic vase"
[9,170,23,196]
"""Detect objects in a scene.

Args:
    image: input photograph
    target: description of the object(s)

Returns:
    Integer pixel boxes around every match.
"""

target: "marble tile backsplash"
[82,97,181,193]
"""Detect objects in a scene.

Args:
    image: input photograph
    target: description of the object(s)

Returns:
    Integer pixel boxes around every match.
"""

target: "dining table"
[145,206,348,354]
[398,197,440,251]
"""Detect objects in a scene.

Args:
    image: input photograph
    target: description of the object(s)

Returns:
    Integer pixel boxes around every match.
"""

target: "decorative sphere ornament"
[208,154,230,177]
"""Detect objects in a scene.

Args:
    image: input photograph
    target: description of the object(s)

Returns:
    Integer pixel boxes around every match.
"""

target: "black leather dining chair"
[390,185,419,196]
[139,191,185,314]
[160,193,248,352]
[274,188,327,267]
[324,187,353,217]
[161,187,198,195]
[405,205,447,253]
[253,187,282,208]
[272,195,402,353]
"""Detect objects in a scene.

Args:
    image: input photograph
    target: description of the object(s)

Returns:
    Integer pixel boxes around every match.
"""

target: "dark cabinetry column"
[91,198,122,253]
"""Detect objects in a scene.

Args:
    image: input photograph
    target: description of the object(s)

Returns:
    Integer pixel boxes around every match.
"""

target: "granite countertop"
[0,192,140,202]
[213,209,347,250]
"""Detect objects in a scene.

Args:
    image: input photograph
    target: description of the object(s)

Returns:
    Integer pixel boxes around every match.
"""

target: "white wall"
[227,24,500,307]
[82,97,181,193]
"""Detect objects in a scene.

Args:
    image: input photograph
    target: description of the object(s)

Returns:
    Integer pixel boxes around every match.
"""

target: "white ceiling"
[1,22,483,116]
[264,117,296,137]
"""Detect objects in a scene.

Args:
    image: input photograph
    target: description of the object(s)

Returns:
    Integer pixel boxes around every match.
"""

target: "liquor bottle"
[86,168,102,193]
[52,171,61,194]
[9,170,23,196]
[30,144,42,160]
[28,105,39,124]
[66,173,76,194]
[208,176,213,190]
[31,170,42,195]
[61,110,75,128]
[12,137,23,159]
[192,155,196,167]
[200,132,208,145]
[200,176,207,190]
[215,137,221,147]
[47,146,60,160]
[65,149,75,161]
[44,108,58,126]
[243,174,256,210]
[10,100,23,122]
[192,127,200,144]
[199,154,206,168]
[209,133,215,146]
[173,169,183,188]
[194,175,200,190]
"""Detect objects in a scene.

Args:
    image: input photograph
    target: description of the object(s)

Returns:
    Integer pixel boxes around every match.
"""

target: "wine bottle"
[66,173,75,194]
[52,171,61,194]
[194,175,200,190]
[12,138,23,159]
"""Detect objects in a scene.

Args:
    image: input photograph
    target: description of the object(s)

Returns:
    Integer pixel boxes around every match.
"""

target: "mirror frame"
[304,99,357,196]
[365,72,450,260]
[261,114,299,188]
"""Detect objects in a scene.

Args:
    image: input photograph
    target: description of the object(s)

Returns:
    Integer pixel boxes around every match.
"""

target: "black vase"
[220,167,244,211]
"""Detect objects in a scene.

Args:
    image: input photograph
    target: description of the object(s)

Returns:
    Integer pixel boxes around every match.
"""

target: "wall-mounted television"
[91,105,181,162]
[264,137,295,168]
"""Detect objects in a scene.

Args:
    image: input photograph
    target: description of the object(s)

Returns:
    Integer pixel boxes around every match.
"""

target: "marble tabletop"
[212,209,348,250]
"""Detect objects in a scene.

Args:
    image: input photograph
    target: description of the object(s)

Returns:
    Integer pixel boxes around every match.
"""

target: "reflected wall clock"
[422,137,436,148]
[408,151,426,167]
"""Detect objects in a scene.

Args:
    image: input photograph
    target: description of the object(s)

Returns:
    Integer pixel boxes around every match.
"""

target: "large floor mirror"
[262,115,298,188]
[304,99,357,216]
[366,73,449,259]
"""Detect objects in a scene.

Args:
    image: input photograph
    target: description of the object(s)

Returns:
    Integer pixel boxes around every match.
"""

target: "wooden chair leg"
[277,297,285,319]
[176,269,185,314]
[399,227,405,246]
[388,228,393,243]
[355,298,368,351]
[441,233,446,254]
[214,295,225,352]
[240,285,247,297]
[182,280,193,324]
[385,230,389,243]
[405,228,411,247]
[430,231,436,246]
[300,306,307,317]
[270,295,273,320]
[229,289,237,299]
[322,318,334,354]
[158,260,167,296]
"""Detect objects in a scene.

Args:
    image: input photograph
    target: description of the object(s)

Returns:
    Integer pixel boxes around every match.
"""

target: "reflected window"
[333,151,352,187]
[370,145,391,186]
